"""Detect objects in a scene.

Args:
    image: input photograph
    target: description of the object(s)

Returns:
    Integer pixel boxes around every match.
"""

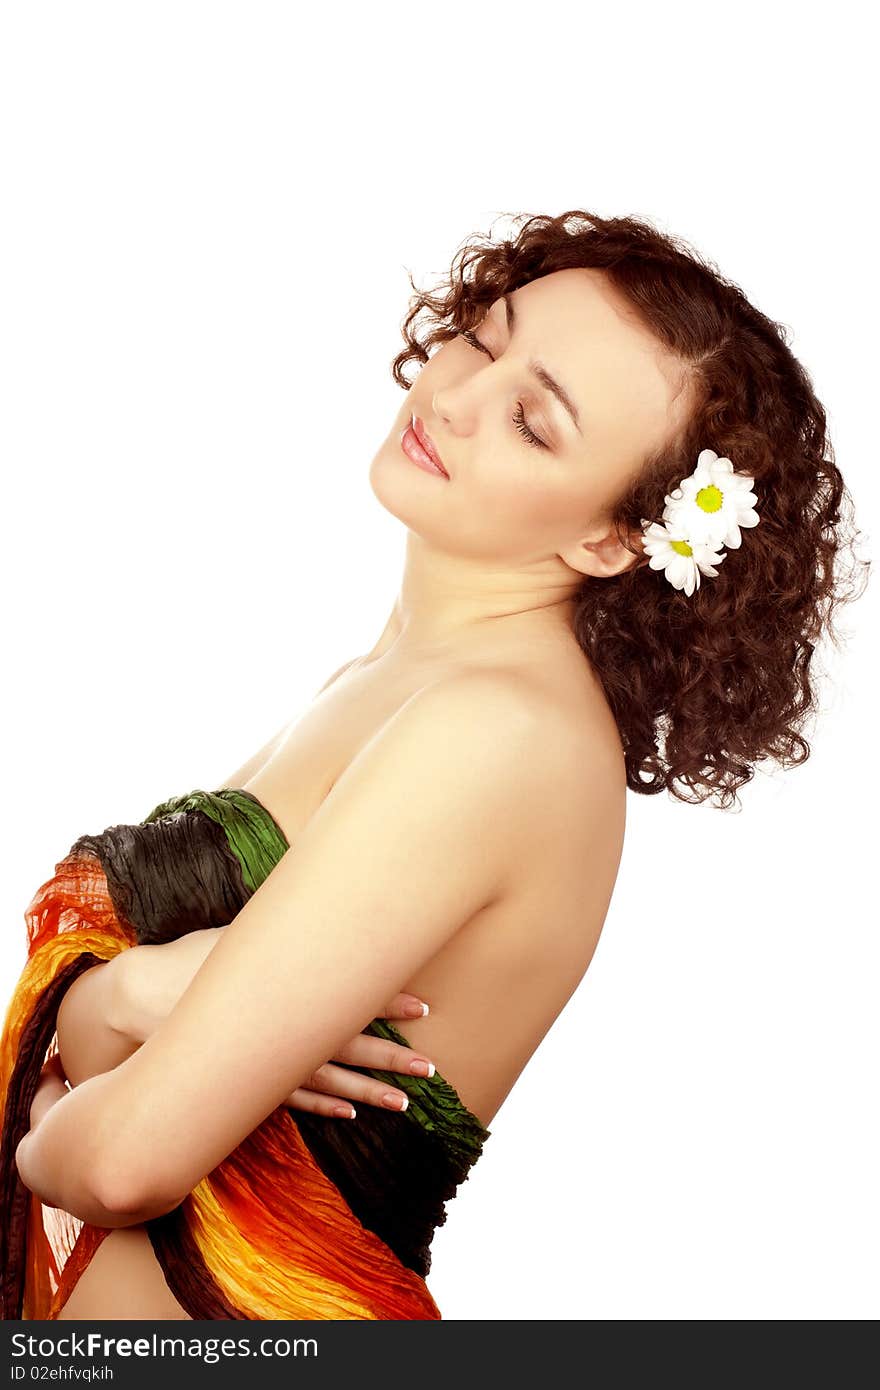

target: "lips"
[411,415,450,477]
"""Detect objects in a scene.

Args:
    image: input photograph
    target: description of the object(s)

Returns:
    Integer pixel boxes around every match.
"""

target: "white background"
[1,2,876,1320]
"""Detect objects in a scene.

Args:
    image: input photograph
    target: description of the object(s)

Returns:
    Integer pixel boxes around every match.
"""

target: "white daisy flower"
[663,448,760,549]
[640,518,727,598]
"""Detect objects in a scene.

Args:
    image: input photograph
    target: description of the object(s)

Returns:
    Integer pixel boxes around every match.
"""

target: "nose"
[431,388,470,434]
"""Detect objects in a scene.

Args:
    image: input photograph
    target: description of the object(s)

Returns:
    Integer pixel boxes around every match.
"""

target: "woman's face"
[369,266,694,579]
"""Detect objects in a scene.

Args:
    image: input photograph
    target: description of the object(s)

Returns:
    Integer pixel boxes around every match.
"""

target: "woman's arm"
[17,930,236,1222]
[14,1064,155,1226]
[55,932,228,1087]
[15,673,559,1224]
[17,933,241,1223]
[55,958,140,1087]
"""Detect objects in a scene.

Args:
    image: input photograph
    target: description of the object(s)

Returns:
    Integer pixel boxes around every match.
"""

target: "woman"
[0,209,866,1320]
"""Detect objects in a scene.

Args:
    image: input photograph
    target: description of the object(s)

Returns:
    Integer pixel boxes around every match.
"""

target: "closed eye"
[459,329,549,451]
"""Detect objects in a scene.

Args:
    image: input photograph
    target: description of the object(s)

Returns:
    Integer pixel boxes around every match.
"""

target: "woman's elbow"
[88,1116,184,1224]
[85,1068,185,1221]
[91,1158,183,1225]
[15,1134,161,1229]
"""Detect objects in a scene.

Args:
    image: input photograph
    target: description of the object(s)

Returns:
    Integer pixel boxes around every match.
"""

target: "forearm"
[56,956,141,1087]
[14,1066,171,1227]
[17,934,225,1227]
[15,955,147,1224]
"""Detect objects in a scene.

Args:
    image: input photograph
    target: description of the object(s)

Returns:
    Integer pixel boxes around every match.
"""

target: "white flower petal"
[643,450,760,594]
[662,557,679,585]
[690,516,724,544]
[670,555,694,591]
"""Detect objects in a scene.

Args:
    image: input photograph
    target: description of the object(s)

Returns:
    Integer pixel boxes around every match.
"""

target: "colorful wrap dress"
[0,788,491,1320]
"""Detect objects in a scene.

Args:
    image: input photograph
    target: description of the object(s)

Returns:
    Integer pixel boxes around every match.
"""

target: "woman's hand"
[16,1054,72,1210]
[28,1053,70,1130]
[116,931,435,1120]
[280,1004,435,1120]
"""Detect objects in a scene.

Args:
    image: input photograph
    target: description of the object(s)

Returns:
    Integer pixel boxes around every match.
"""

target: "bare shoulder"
[430,665,626,792]
[415,666,553,735]
[415,665,627,858]
[360,668,558,792]
[454,665,628,980]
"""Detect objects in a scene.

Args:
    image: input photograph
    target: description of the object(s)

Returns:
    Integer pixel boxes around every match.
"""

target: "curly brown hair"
[389,209,870,811]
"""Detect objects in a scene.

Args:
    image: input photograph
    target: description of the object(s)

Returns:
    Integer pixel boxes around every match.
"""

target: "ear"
[559,524,648,580]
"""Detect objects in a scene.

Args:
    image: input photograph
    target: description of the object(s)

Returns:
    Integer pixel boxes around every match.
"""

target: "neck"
[361,533,583,668]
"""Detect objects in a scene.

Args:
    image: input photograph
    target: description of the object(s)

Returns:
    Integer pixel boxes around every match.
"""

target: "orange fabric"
[1,852,441,1320]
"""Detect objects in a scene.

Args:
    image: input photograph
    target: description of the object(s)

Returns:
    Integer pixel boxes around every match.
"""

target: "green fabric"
[144,786,290,893]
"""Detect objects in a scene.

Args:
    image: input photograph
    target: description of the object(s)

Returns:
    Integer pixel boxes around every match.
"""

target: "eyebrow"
[503,292,583,436]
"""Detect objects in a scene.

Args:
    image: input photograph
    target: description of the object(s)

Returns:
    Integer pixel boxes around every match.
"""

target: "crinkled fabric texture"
[0,788,491,1320]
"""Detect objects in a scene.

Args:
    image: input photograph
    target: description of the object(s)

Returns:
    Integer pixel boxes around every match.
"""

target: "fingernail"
[382,1092,408,1111]
[333,1104,356,1119]
[409,1058,435,1078]
[404,1000,430,1017]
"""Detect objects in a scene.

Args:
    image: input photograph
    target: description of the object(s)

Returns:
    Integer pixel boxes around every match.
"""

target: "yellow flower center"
[670,539,693,556]
[696,484,723,513]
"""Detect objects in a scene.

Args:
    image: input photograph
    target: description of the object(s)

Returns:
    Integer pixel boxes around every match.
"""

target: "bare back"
[237,648,627,1129]
[56,639,627,1320]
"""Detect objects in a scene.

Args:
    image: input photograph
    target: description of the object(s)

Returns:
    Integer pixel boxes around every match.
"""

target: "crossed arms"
[15,672,560,1225]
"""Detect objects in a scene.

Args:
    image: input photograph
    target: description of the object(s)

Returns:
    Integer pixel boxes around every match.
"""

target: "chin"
[366,437,446,535]
[367,447,413,522]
